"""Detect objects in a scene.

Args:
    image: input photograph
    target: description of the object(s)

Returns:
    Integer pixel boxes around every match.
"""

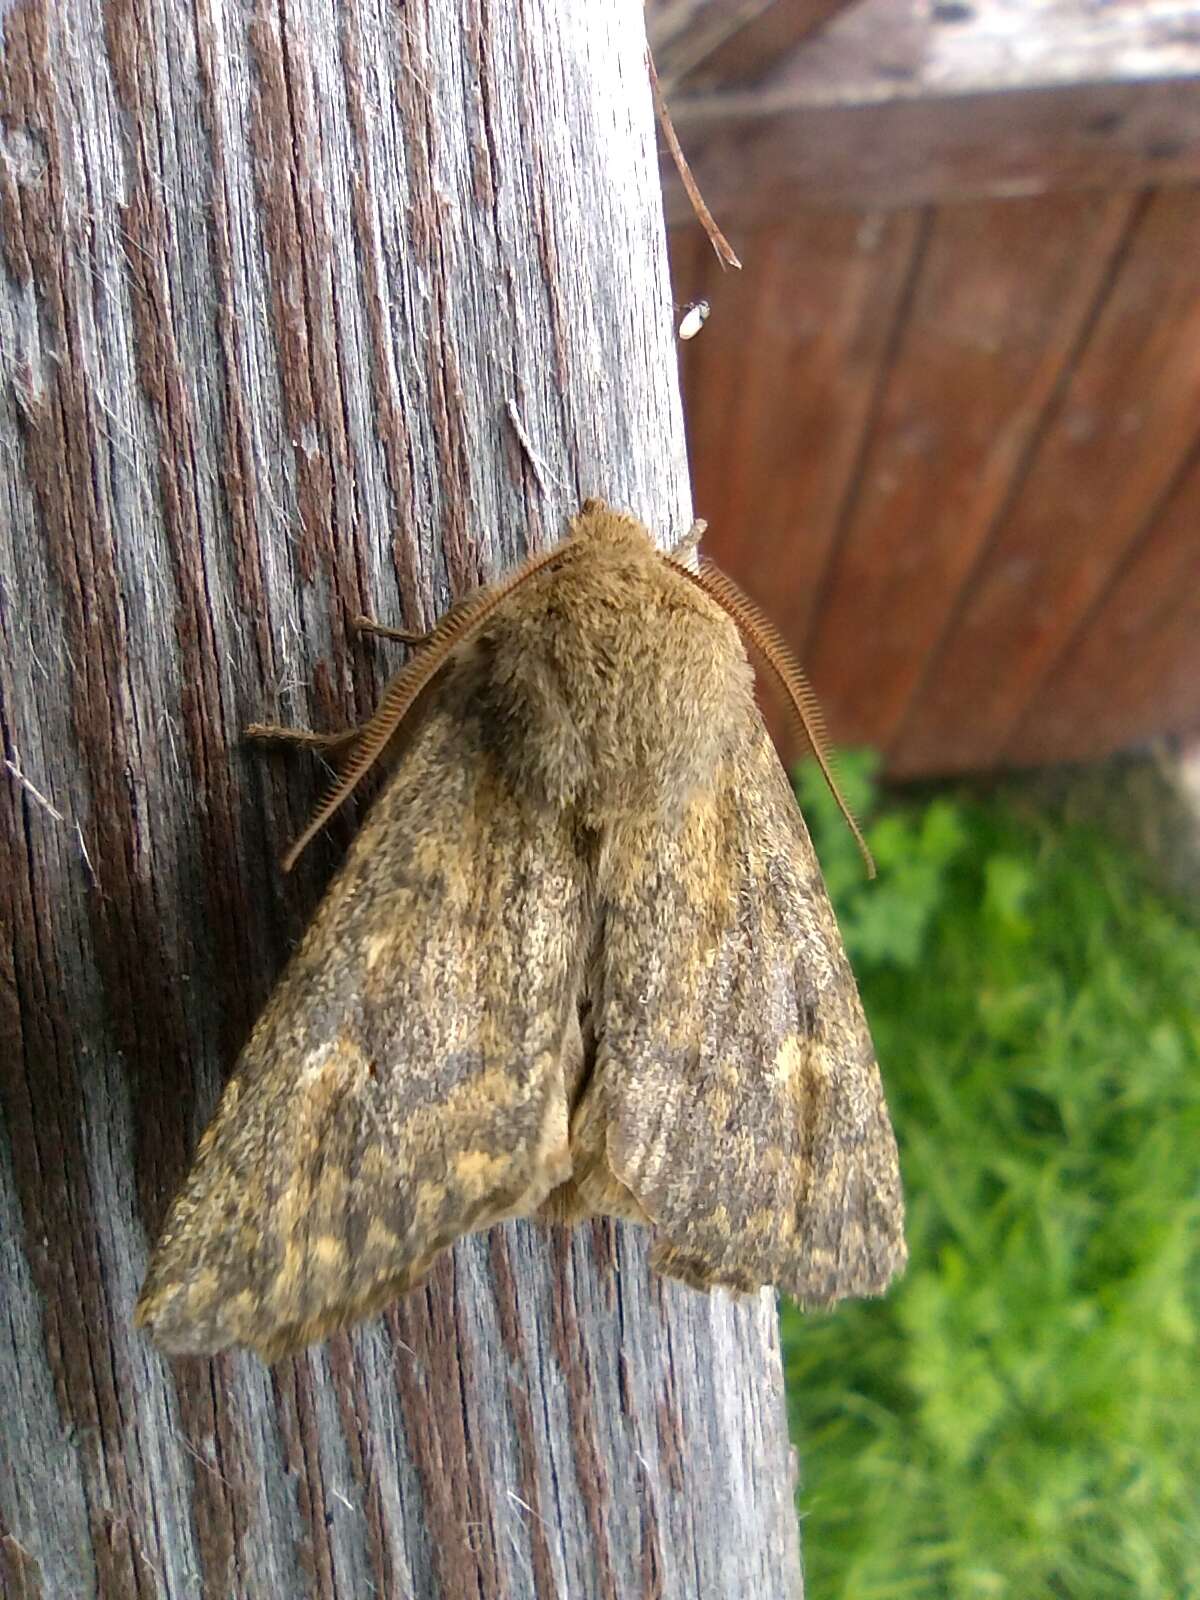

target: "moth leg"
[243,723,361,756]
[668,517,707,561]
[355,590,491,645]
[352,614,437,647]
[244,613,434,753]
[244,615,435,754]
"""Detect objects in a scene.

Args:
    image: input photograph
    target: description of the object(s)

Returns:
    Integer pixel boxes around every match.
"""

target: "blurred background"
[651,2,1200,1594]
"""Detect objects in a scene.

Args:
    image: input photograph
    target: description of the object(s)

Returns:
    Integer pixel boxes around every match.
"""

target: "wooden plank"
[662,0,1200,214]
[673,208,924,740]
[804,191,1138,751]
[775,0,1200,102]
[890,187,1200,778]
[650,0,859,92]
[1005,445,1200,765]
[1152,591,1200,737]
[665,79,1200,217]
[0,1,802,1596]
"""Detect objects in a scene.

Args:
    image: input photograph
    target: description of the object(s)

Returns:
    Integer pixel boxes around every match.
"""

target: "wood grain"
[671,180,1199,776]
[891,187,1200,777]
[805,191,1139,751]
[0,2,801,1596]
[1006,444,1200,766]
[674,206,923,751]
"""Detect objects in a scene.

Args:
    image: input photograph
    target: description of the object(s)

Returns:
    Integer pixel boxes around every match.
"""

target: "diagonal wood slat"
[890,187,1200,776]
[1006,446,1200,766]
[674,207,923,753]
[805,192,1139,754]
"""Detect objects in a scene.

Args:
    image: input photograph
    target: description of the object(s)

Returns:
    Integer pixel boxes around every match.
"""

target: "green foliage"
[785,755,1200,1600]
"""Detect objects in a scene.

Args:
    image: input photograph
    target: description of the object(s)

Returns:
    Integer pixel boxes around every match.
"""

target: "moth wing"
[588,723,905,1304]
[136,696,587,1360]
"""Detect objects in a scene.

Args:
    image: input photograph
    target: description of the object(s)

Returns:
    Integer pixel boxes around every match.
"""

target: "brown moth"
[136,500,905,1360]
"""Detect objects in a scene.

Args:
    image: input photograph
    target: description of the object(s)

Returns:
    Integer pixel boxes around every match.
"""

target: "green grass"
[783,756,1200,1600]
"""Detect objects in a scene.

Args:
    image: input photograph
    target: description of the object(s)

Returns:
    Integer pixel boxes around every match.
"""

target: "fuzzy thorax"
[450,504,755,824]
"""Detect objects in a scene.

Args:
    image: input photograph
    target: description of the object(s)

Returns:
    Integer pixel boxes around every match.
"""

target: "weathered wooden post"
[0,2,800,1595]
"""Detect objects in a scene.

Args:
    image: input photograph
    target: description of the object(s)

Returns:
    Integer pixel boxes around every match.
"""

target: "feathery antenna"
[282,542,573,871]
[679,559,876,877]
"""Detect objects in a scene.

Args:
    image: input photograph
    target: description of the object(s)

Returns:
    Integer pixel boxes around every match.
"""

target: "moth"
[136,500,905,1360]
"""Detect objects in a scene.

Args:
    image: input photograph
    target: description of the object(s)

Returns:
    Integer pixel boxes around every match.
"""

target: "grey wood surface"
[0,1,802,1596]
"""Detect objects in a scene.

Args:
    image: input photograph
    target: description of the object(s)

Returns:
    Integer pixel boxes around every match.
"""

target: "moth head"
[571,497,659,553]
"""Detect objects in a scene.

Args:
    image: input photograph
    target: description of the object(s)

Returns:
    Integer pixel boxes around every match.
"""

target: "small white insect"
[677,299,710,341]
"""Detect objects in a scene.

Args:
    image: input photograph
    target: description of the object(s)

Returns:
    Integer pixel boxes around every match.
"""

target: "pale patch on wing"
[453,1148,513,1194]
